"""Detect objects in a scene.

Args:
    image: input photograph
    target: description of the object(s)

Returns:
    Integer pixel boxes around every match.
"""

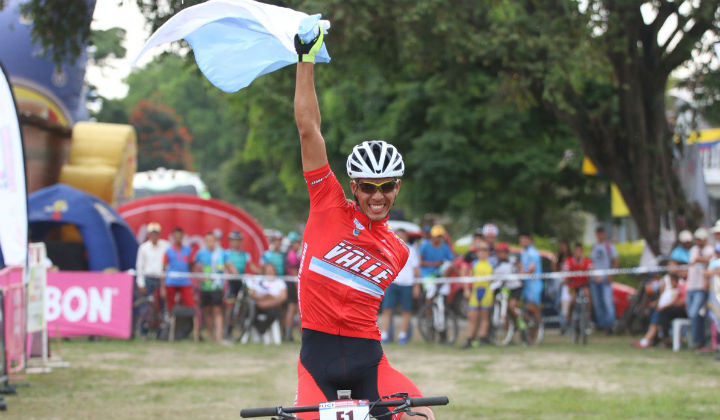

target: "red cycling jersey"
[563,257,593,289]
[298,164,409,340]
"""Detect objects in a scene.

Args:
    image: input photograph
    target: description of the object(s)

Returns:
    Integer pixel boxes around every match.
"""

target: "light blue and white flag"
[133,0,331,92]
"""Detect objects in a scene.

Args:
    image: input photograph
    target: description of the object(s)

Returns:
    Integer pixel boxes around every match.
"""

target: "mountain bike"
[489,283,514,346]
[570,285,591,345]
[227,281,257,343]
[517,300,544,346]
[417,285,459,345]
[133,277,169,339]
[241,391,449,420]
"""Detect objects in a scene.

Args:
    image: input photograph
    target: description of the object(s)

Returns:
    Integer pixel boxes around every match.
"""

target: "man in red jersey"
[293,29,432,420]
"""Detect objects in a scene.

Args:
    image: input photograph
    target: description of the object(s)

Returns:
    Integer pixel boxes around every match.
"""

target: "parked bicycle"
[241,391,449,420]
[490,283,544,346]
[570,285,591,345]
[417,282,460,345]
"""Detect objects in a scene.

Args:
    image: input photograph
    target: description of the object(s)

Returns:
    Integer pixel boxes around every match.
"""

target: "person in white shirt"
[136,222,169,294]
[380,229,421,345]
[247,264,288,336]
[134,222,169,337]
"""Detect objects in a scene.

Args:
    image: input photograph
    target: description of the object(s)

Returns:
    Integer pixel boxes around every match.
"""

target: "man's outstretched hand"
[294,26,324,63]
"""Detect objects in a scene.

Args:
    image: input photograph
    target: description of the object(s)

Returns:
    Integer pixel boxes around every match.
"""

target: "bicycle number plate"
[318,400,369,420]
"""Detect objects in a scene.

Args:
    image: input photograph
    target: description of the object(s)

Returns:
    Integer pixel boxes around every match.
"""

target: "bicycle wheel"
[523,314,544,345]
[579,300,589,345]
[491,299,514,346]
[442,306,459,345]
[417,301,438,343]
[230,294,254,342]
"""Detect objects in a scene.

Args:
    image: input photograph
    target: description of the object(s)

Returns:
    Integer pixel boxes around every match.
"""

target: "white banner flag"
[0,63,28,266]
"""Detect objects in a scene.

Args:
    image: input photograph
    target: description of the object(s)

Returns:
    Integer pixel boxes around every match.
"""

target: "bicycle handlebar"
[240,396,449,418]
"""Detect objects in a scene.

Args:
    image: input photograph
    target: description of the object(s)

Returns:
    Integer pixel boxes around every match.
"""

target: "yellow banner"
[611,183,630,218]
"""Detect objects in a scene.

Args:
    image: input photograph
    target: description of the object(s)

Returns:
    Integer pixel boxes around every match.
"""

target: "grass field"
[7,333,720,419]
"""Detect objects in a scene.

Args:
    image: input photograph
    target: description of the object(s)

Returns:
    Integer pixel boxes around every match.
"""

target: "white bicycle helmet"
[346,140,405,179]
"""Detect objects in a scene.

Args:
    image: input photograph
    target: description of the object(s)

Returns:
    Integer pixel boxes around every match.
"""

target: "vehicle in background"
[133,168,211,199]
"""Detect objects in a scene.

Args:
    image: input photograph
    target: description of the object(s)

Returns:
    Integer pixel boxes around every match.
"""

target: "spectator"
[380,229,420,345]
[494,242,522,329]
[555,240,571,272]
[633,272,687,348]
[463,229,485,265]
[224,231,261,338]
[463,239,493,348]
[135,222,168,337]
[519,233,543,329]
[563,242,593,327]
[248,263,288,339]
[262,233,286,276]
[195,232,227,342]
[420,225,454,300]
[669,230,693,265]
[283,231,302,342]
[481,223,499,267]
[590,227,619,332]
[687,228,713,350]
[163,227,195,313]
[164,227,197,341]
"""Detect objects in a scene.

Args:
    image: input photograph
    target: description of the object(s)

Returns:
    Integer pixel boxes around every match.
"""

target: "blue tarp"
[28,184,137,271]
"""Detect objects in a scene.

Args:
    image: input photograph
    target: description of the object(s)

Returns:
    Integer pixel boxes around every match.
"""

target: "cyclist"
[293,29,432,420]
[494,242,522,328]
[562,242,593,327]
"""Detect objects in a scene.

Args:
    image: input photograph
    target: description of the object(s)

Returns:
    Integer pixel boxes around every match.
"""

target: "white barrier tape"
[128,264,686,284]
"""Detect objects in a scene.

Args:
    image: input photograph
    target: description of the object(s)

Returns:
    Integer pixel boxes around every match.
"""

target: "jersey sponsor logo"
[308,241,395,297]
[297,241,308,317]
[307,170,332,186]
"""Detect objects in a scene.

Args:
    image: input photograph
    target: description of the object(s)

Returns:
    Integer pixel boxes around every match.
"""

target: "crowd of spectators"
[134,224,301,343]
[135,219,718,352]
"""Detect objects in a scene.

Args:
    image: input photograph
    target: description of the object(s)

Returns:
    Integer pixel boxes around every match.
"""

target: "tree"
[478,0,720,253]
[128,99,193,171]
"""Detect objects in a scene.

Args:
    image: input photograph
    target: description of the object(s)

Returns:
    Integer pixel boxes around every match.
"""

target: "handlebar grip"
[240,406,280,418]
[409,396,449,407]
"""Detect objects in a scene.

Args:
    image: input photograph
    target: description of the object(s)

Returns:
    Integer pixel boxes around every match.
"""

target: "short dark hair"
[596,226,605,233]
[573,242,583,249]
[205,231,215,237]
[172,227,183,233]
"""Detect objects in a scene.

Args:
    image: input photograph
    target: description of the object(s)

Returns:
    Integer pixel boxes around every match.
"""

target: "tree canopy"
[14,0,720,245]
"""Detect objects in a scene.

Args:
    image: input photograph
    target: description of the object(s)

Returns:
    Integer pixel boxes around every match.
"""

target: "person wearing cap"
[590,226,619,332]
[224,231,261,338]
[669,230,694,265]
[419,225,454,305]
[494,242,523,331]
[283,232,302,341]
[687,227,713,350]
[134,222,169,338]
[481,223,499,267]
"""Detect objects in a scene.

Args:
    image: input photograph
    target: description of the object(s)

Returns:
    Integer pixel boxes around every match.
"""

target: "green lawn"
[6,333,720,419]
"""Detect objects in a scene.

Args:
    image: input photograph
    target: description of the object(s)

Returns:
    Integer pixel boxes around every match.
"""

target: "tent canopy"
[28,184,138,271]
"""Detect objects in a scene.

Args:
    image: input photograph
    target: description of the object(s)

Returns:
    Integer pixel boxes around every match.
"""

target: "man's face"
[519,235,530,248]
[171,231,183,245]
[682,240,693,249]
[497,249,508,260]
[573,246,584,259]
[431,234,444,246]
[205,234,216,249]
[596,231,606,243]
[230,238,242,250]
[148,231,160,243]
[270,237,282,251]
[485,233,496,245]
[350,177,401,222]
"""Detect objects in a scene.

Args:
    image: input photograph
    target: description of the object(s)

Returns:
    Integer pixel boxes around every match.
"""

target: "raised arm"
[295,62,328,172]
[294,27,328,172]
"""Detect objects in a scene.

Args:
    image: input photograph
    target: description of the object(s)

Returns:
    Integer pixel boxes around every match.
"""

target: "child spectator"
[563,242,593,327]
[463,240,493,348]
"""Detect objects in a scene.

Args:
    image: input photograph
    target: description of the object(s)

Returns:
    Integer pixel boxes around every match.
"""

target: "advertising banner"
[0,63,28,267]
[0,267,25,374]
[46,271,132,339]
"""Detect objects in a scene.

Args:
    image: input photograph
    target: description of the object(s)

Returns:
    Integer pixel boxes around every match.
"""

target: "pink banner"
[0,266,26,374]
[46,271,133,339]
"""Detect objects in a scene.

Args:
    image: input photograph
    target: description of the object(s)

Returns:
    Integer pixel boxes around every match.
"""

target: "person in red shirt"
[293,29,431,420]
[562,242,593,325]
